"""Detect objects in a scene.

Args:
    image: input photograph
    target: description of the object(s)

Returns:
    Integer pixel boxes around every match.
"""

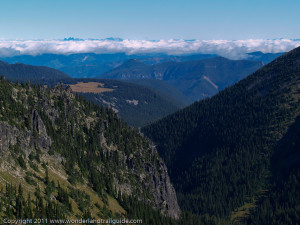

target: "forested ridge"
[143,47,300,224]
[0,76,180,224]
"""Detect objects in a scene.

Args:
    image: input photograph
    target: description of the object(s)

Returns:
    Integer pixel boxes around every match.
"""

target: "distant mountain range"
[1,51,282,79]
[0,53,217,78]
[101,57,264,101]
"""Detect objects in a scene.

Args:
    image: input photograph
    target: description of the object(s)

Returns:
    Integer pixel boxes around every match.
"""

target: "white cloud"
[0,38,299,59]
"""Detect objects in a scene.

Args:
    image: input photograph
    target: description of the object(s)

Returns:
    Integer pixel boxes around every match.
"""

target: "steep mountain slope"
[0,78,180,223]
[246,115,300,225]
[101,57,263,101]
[127,79,191,105]
[0,60,74,85]
[142,47,300,223]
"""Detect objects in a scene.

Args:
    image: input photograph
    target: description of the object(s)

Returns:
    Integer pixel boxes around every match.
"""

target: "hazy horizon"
[0,38,299,60]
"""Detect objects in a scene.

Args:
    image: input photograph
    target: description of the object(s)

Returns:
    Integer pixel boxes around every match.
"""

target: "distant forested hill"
[142,47,300,224]
[247,51,285,64]
[0,60,74,85]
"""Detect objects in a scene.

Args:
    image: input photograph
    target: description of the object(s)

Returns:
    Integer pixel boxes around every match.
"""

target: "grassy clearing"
[0,168,38,197]
[231,202,255,223]
[69,82,114,94]
[107,194,126,215]
[231,189,269,223]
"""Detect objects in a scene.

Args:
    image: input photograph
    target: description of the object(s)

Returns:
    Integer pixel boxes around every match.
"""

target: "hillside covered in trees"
[143,47,300,224]
[0,77,180,224]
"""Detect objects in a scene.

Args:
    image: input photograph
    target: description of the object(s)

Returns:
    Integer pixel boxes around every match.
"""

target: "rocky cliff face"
[143,158,181,219]
[0,80,180,219]
[0,109,51,156]
[112,142,181,219]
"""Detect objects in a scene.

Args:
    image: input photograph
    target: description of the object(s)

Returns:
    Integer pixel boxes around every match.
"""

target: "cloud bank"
[0,38,299,59]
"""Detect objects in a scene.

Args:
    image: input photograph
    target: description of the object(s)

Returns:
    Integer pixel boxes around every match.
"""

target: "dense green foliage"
[143,47,300,223]
[245,115,300,225]
[127,79,191,105]
[0,183,67,223]
[120,196,177,225]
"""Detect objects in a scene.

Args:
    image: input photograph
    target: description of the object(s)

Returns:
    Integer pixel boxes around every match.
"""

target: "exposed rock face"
[0,122,27,152]
[0,115,51,157]
[31,109,51,151]
[113,149,181,219]
[103,127,181,218]
[99,118,180,219]
[145,159,181,219]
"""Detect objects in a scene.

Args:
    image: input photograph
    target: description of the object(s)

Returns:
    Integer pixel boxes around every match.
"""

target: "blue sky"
[0,0,299,40]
